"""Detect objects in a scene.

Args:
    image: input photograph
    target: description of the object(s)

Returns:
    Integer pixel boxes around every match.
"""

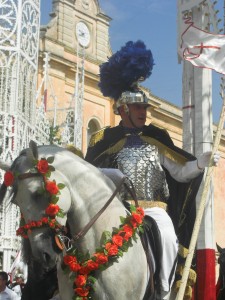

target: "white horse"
[0,142,153,300]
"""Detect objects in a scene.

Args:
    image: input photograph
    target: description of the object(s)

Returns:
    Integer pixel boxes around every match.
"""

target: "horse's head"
[0,141,72,271]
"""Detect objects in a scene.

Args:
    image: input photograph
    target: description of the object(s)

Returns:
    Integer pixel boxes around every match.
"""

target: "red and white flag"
[178,23,225,75]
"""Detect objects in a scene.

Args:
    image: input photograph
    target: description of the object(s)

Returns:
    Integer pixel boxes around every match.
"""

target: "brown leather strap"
[123,179,139,207]
[72,176,128,242]
[18,172,42,180]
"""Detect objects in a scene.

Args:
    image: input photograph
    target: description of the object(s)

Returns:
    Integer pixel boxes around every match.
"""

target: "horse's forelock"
[1,151,29,204]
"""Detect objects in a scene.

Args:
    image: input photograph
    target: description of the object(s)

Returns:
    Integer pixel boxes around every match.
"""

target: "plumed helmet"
[99,40,154,114]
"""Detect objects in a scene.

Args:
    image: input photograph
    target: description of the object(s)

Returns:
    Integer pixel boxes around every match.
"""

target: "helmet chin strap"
[128,114,138,128]
[124,105,139,128]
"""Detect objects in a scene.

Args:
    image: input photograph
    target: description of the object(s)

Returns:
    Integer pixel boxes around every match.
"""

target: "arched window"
[87,119,101,145]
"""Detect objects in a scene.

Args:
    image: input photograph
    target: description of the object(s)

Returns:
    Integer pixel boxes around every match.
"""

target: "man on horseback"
[85,40,220,299]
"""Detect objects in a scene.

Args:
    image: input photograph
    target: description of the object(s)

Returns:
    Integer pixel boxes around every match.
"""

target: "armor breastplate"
[115,133,169,202]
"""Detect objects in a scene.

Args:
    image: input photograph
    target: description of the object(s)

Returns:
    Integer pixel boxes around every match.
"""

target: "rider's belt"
[129,200,167,211]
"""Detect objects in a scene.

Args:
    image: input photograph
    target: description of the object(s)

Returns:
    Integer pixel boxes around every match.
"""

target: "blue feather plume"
[99,40,154,100]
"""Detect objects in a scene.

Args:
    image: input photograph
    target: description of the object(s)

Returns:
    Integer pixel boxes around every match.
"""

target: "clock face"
[76,22,90,47]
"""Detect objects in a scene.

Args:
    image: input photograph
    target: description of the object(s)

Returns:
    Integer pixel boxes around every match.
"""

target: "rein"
[72,176,138,242]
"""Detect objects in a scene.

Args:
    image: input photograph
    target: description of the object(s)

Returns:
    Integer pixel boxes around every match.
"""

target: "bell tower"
[39,0,112,151]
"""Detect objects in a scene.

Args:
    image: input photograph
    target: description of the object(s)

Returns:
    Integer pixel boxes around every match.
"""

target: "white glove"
[197,151,220,169]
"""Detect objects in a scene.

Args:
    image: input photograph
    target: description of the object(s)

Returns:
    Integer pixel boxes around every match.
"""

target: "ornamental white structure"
[0,0,51,272]
[177,0,222,298]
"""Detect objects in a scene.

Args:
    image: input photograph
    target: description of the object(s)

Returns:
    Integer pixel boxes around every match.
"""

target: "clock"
[76,21,90,48]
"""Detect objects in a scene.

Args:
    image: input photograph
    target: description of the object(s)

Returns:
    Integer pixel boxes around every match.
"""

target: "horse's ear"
[27,140,38,162]
[216,243,223,254]
[0,160,11,171]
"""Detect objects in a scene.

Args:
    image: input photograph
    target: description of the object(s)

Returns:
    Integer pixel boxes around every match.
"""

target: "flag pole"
[176,78,225,300]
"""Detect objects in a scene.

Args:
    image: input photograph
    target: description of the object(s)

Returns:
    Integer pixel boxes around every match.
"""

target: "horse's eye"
[33,190,50,202]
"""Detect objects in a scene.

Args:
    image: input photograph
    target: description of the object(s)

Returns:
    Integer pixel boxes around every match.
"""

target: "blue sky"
[40,0,223,123]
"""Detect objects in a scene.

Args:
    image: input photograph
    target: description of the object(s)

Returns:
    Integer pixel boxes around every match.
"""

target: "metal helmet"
[113,90,150,115]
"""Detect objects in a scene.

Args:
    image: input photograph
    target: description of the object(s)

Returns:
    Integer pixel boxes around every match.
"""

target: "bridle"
[17,171,138,251]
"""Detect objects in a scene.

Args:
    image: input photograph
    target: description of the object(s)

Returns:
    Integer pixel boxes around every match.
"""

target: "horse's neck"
[68,196,125,252]
[51,154,126,252]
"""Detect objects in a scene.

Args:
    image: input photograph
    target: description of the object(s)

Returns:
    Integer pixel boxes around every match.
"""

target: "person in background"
[85,40,220,300]
[0,271,19,300]
[11,274,25,299]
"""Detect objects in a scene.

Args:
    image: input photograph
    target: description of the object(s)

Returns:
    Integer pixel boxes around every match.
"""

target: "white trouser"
[145,207,178,292]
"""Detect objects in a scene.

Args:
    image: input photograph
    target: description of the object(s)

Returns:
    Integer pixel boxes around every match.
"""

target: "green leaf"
[47,156,55,164]
[57,210,65,218]
[121,243,129,252]
[118,249,124,257]
[88,276,97,284]
[112,227,120,234]
[58,183,65,189]
[139,226,144,234]
[120,216,126,224]
[98,264,107,271]
[130,204,136,212]
[100,231,112,245]
[48,166,55,172]
[45,171,51,178]
[51,196,59,204]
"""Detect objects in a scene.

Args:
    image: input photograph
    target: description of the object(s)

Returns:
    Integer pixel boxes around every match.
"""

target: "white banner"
[178,24,225,75]
[179,0,204,12]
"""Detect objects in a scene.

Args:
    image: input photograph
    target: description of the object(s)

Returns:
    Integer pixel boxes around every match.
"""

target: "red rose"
[70,262,81,272]
[30,222,36,228]
[49,220,56,228]
[122,224,133,241]
[79,266,90,275]
[112,234,123,247]
[123,224,133,234]
[36,221,42,227]
[4,171,14,186]
[105,243,118,256]
[64,255,77,266]
[45,180,59,195]
[37,159,49,174]
[74,274,87,287]
[136,207,145,217]
[74,287,90,297]
[45,204,60,217]
[63,255,81,271]
[86,260,99,271]
[16,228,23,236]
[94,253,108,265]
[130,219,138,228]
[131,212,143,224]
[42,217,48,224]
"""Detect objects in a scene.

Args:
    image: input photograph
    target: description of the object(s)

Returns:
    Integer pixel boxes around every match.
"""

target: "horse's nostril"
[43,252,52,264]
